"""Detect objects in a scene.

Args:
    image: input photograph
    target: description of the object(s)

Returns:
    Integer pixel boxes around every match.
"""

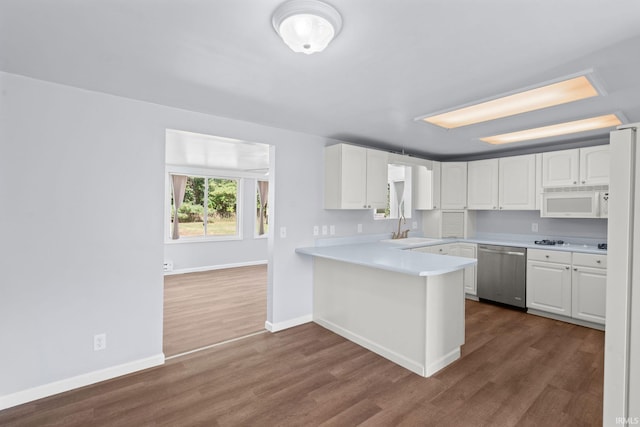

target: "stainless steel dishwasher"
[477,244,527,308]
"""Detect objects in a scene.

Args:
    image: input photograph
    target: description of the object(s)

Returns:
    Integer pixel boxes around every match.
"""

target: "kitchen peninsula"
[296,239,476,377]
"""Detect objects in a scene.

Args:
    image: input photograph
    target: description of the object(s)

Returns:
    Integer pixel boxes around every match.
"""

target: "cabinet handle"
[596,260,601,264]
[582,180,586,184]
[493,206,497,209]
[573,268,578,271]
[545,255,549,258]
[566,266,570,270]
[573,181,577,184]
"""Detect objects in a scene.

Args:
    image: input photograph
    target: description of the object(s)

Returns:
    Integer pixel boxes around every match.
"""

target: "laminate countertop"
[295,242,476,277]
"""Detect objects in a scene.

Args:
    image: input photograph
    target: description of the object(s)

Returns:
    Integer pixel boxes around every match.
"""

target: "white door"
[579,145,610,186]
[467,159,498,210]
[499,154,536,210]
[441,162,467,209]
[542,149,579,187]
[572,266,606,324]
[526,260,572,316]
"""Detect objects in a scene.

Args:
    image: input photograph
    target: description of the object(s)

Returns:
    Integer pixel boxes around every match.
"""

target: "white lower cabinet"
[526,256,572,316]
[413,243,477,295]
[527,249,606,326]
[572,263,607,325]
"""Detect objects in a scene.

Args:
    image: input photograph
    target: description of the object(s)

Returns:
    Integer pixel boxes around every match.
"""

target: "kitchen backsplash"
[475,210,607,240]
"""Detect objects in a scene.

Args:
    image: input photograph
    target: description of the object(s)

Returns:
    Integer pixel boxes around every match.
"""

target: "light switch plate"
[280,226,286,238]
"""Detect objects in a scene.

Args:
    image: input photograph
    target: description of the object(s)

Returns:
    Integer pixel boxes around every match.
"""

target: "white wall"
[474,210,608,240]
[164,177,268,273]
[0,71,419,406]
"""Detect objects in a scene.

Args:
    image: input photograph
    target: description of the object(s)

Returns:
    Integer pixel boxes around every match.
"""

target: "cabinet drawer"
[573,252,607,269]
[527,248,572,264]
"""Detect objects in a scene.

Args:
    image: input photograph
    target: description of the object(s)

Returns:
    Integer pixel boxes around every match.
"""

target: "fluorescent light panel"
[480,114,622,145]
[422,76,599,129]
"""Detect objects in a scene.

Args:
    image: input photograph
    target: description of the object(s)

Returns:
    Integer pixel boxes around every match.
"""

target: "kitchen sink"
[379,237,441,245]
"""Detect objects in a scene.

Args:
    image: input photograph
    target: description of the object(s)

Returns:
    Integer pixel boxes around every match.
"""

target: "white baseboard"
[0,353,165,411]
[314,317,426,377]
[164,260,267,276]
[527,309,605,331]
[425,348,460,376]
[265,314,312,332]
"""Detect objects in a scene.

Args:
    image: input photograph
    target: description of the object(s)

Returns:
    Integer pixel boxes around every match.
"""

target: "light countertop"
[296,232,606,277]
[295,242,476,277]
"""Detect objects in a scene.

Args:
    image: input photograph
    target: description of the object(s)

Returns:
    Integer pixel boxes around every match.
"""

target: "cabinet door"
[325,144,367,209]
[365,149,389,209]
[579,145,610,186]
[457,244,477,295]
[542,149,579,187]
[414,163,440,210]
[572,266,606,324]
[467,159,499,210]
[526,260,572,316]
[441,162,468,209]
[499,154,536,210]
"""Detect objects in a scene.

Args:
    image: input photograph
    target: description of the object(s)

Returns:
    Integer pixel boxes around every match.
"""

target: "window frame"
[165,166,243,244]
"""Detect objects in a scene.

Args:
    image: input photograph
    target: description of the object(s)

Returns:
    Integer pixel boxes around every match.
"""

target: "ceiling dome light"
[272,0,342,55]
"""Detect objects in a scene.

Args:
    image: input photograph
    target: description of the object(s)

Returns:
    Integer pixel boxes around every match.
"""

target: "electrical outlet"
[532,223,539,232]
[163,261,173,272]
[280,226,287,238]
[313,226,319,236]
[412,221,418,230]
[357,224,363,233]
[322,225,328,235]
[94,333,106,351]
[329,225,335,235]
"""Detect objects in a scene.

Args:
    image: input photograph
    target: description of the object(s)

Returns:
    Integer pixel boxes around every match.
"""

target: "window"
[374,164,412,220]
[255,180,269,237]
[170,174,240,240]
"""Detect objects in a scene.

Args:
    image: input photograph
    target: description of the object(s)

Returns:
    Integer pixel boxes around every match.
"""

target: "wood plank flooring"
[163,265,267,356]
[0,300,604,426]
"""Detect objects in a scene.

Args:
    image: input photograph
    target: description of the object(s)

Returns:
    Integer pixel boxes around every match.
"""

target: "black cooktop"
[534,239,564,246]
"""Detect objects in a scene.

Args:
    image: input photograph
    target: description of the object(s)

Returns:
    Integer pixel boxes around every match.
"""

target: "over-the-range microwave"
[541,190,608,218]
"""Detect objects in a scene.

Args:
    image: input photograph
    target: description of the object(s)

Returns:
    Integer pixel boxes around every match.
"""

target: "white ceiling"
[166,129,270,172]
[2,0,640,160]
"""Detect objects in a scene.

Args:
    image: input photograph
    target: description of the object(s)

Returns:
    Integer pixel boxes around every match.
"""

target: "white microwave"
[541,191,608,218]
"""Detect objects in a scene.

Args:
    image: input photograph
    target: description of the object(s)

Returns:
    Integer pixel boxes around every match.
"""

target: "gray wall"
[0,71,421,401]
[474,210,608,240]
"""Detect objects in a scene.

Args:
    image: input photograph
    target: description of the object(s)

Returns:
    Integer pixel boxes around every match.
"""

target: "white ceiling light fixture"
[480,113,622,145]
[417,74,602,129]
[272,0,342,55]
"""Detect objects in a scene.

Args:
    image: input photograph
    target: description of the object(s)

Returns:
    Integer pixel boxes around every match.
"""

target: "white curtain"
[257,181,269,235]
[171,175,188,240]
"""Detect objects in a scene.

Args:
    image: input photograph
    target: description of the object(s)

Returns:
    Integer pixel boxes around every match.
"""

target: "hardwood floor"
[0,300,604,426]
[163,265,267,356]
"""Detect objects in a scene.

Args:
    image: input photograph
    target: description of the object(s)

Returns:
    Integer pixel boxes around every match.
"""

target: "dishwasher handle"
[478,247,526,256]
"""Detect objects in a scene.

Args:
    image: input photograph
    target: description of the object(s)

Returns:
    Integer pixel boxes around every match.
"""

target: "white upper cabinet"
[414,161,441,210]
[441,162,467,209]
[542,149,580,187]
[499,154,537,210]
[579,145,610,186]
[542,145,609,188]
[366,149,391,208]
[467,159,499,210]
[324,144,388,209]
[465,155,537,211]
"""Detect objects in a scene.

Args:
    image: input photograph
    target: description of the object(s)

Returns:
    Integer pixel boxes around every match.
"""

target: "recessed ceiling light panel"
[480,114,622,145]
[418,75,600,129]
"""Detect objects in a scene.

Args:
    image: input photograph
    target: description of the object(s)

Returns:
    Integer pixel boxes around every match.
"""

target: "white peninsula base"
[313,257,465,377]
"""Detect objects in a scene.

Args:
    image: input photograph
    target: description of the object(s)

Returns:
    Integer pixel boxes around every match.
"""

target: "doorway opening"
[163,129,272,357]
